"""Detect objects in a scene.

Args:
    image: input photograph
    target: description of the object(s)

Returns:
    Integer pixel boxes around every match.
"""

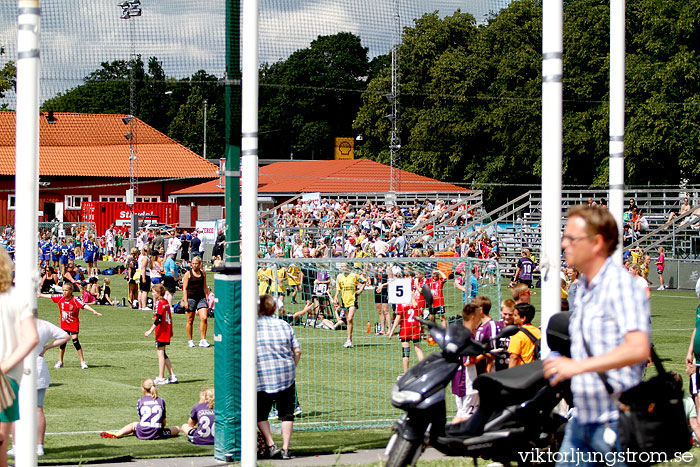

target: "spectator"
[565,267,580,310]
[183,256,211,348]
[190,231,202,259]
[510,283,531,304]
[257,295,301,460]
[507,303,540,367]
[451,303,481,424]
[473,296,498,375]
[544,205,650,463]
[40,266,59,294]
[125,247,139,309]
[137,247,152,311]
[0,247,39,466]
[494,299,515,371]
[667,197,692,226]
[656,246,667,291]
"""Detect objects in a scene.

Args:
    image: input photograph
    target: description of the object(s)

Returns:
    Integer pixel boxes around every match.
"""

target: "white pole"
[15,1,40,465]
[540,0,563,355]
[240,0,259,465]
[609,0,625,264]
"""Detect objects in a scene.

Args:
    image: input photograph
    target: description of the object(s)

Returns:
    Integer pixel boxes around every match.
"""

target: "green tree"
[259,32,370,159]
[0,46,16,109]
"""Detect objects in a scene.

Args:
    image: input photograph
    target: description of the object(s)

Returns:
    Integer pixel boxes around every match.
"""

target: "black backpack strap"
[518,326,540,346]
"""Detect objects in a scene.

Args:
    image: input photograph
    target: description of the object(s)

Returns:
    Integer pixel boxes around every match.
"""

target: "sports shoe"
[188,340,195,348]
[656,286,664,291]
[100,431,118,439]
[267,444,281,458]
[268,408,279,420]
[281,449,291,460]
[154,377,169,385]
[168,374,178,384]
[54,361,63,369]
[199,339,211,348]
[294,405,302,416]
[343,340,353,348]
[80,361,89,370]
[6,447,14,456]
[36,444,45,456]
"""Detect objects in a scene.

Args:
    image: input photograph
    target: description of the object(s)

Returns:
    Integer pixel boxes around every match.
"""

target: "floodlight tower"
[119,0,141,235]
[389,0,401,194]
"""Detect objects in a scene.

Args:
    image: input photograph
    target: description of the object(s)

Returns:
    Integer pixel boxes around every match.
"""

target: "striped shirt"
[256,315,300,393]
[569,257,650,424]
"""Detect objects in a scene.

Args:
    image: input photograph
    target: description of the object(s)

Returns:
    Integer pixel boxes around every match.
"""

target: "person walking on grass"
[39,283,102,370]
[257,294,301,460]
[183,256,211,348]
[144,284,177,385]
[656,246,667,290]
[100,379,179,440]
[332,263,366,349]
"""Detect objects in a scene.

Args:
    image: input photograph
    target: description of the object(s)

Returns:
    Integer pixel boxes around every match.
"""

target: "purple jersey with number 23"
[135,396,167,440]
[188,402,215,445]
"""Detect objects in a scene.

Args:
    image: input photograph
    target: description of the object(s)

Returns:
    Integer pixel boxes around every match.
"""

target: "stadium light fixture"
[122,115,133,125]
[119,0,142,19]
[124,133,132,140]
[46,111,57,124]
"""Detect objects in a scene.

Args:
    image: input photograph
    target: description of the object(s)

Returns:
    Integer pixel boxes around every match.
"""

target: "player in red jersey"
[39,283,102,369]
[145,284,177,385]
[427,269,448,327]
[411,270,428,316]
[387,299,425,374]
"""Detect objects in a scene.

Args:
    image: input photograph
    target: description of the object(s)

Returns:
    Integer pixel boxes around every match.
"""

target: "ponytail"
[141,378,158,399]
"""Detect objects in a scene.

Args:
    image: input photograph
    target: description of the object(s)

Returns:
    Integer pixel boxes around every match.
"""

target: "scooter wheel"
[386,436,423,467]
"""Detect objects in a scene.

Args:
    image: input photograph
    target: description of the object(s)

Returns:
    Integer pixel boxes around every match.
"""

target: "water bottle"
[375,322,381,334]
[366,321,371,334]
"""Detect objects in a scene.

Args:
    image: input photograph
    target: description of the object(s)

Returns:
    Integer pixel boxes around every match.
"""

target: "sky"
[0,0,511,107]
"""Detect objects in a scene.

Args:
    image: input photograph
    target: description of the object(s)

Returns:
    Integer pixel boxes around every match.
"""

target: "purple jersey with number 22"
[188,402,215,445]
[135,396,167,440]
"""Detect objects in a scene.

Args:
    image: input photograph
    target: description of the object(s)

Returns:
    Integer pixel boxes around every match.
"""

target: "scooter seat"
[473,360,546,402]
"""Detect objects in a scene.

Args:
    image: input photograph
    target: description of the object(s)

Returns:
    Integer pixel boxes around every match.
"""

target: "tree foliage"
[354,0,700,207]
[258,32,370,159]
[0,46,16,110]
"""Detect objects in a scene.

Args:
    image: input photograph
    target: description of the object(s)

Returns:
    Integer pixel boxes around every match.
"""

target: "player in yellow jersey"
[333,263,366,348]
[257,261,273,296]
[274,266,288,312]
[286,263,302,304]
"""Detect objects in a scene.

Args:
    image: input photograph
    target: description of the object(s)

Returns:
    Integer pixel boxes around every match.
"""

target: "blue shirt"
[256,315,300,393]
[569,257,650,424]
[469,275,478,299]
[164,257,178,278]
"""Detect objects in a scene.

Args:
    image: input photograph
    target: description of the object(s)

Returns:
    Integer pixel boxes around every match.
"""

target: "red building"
[0,111,217,226]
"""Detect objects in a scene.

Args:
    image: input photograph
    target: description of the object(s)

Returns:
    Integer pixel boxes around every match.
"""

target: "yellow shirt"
[275,267,287,293]
[630,251,642,264]
[508,324,541,364]
[336,272,364,307]
[287,265,301,286]
[257,267,271,295]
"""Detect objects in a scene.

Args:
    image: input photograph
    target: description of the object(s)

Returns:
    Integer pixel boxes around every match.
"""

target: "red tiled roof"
[0,112,217,178]
[171,159,468,195]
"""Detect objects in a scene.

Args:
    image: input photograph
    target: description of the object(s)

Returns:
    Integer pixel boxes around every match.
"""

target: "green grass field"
[11,262,700,465]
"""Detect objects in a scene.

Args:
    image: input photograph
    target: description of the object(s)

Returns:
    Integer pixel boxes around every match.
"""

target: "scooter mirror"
[496,324,520,339]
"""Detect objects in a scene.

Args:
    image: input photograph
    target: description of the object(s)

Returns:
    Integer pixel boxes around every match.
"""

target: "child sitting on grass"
[180,388,215,445]
[100,378,180,440]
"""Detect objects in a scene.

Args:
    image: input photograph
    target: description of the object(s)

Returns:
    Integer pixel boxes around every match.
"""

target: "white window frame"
[99,195,126,203]
[8,194,15,210]
[135,196,161,203]
[65,195,91,210]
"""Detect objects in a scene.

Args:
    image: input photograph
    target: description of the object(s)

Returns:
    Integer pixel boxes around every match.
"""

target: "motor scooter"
[385,314,571,467]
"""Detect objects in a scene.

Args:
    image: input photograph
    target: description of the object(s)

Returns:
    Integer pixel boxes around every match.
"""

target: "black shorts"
[657,267,664,275]
[430,306,445,316]
[257,382,296,423]
[400,337,421,343]
[163,276,177,294]
[155,341,170,348]
[374,292,389,304]
[139,276,151,292]
[63,330,79,336]
[301,283,313,302]
[518,279,533,288]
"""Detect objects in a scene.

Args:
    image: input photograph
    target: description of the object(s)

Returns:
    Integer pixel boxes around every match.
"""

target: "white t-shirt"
[35,319,68,390]
[0,287,33,382]
[167,236,182,256]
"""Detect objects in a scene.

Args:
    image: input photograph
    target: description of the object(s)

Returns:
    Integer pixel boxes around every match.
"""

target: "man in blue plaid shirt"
[257,294,301,460]
[544,206,650,466]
